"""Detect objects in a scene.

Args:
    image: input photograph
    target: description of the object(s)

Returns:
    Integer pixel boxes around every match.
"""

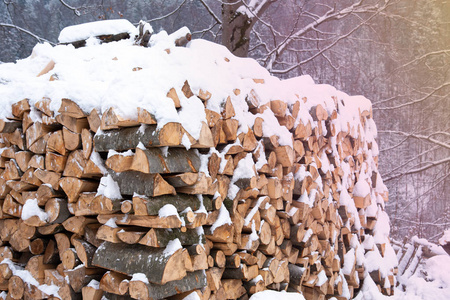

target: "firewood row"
[0,71,396,299]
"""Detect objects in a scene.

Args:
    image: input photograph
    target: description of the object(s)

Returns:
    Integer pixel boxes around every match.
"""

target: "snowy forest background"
[0,0,449,244]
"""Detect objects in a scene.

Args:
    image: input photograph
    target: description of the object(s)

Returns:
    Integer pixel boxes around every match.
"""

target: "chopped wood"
[137,107,157,125]
[63,127,81,151]
[130,147,200,174]
[59,177,98,203]
[97,214,182,229]
[101,107,139,130]
[94,123,183,151]
[129,270,207,300]
[58,99,87,118]
[139,228,205,247]
[100,271,130,295]
[93,242,186,285]
[132,193,211,216]
[164,172,199,187]
[109,171,175,197]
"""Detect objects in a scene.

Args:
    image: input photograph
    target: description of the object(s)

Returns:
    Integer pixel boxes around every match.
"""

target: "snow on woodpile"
[58,19,138,44]
[0,19,397,299]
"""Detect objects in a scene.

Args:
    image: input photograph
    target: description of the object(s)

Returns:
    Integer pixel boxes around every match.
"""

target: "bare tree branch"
[266,1,390,72]
[59,0,81,16]
[199,0,222,24]
[374,83,450,110]
[384,157,450,182]
[0,23,55,45]
[148,0,187,22]
[379,130,450,150]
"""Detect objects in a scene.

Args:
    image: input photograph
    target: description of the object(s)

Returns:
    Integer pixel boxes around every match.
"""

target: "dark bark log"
[92,242,186,285]
[94,123,182,151]
[131,147,200,174]
[133,194,211,215]
[139,228,205,248]
[109,171,175,197]
[129,270,206,300]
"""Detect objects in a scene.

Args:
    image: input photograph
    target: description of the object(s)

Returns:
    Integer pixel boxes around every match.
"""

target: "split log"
[45,152,67,173]
[96,224,121,243]
[14,151,33,172]
[139,228,205,247]
[130,146,201,174]
[62,216,96,235]
[132,194,211,215]
[34,169,61,190]
[100,271,130,295]
[63,127,82,151]
[0,120,21,134]
[58,98,88,118]
[47,130,66,155]
[59,177,98,203]
[129,270,207,300]
[43,239,59,264]
[221,279,246,299]
[94,123,183,151]
[176,173,217,195]
[29,132,51,154]
[25,255,56,281]
[166,88,181,108]
[82,283,103,300]
[109,171,175,197]
[26,121,55,148]
[105,151,134,172]
[63,150,87,178]
[55,114,89,133]
[92,242,187,284]
[12,99,30,118]
[116,227,147,245]
[72,238,97,267]
[8,275,25,299]
[97,214,182,229]
[164,172,199,187]
[101,107,140,130]
[64,265,102,293]
[137,107,157,125]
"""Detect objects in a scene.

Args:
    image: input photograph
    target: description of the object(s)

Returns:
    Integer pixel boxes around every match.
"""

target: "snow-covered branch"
[148,0,187,22]
[0,23,55,45]
[264,0,389,71]
[199,0,222,24]
[379,130,450,150]
[383,156,450,182]
[374,83,450,110]
[59,0,81,16]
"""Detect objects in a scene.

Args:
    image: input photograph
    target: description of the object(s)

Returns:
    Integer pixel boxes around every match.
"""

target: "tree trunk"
[221,1,274,57]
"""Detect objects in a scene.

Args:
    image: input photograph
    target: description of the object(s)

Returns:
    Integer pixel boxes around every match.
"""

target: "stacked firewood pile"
[0,24,397,300]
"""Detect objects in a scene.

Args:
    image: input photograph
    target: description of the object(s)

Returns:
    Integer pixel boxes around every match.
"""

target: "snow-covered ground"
[248,252,450,300]
[353,253,450,300]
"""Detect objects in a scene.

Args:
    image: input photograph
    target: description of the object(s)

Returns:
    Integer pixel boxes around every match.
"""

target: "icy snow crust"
[0,20,396,299]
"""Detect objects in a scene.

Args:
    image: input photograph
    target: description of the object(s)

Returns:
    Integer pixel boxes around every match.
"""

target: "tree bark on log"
[129,270,207,300]
[130,147,200,174]
[139,228,205,248]
[92,242,187,285]
[94,123,182,151]
[109,171,175,197]
[97,214,182,229]
[133,194,211,216]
